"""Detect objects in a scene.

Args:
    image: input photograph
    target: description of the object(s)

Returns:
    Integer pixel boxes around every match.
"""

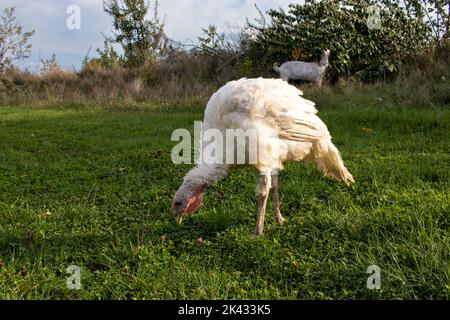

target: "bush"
[247,0,441,82]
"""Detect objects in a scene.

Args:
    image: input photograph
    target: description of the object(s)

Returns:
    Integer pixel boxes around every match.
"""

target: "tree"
[103,0,168,67]
[247,0,442,81]
[0,7,35,71]
[403,0,449,45]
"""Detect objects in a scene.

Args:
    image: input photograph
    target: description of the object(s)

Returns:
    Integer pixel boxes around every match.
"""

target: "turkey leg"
[271,173,286,225]
[255,173,271,236]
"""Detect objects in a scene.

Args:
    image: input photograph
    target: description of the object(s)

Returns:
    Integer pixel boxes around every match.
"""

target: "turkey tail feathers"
[312,139,354,185]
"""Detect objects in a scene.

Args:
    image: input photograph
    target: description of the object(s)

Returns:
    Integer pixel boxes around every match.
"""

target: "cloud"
[0,0,299,70]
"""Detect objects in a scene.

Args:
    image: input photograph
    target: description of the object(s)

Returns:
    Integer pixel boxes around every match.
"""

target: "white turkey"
[172,78,354,236]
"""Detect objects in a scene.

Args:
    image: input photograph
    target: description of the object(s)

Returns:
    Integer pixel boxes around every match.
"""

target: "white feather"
[180,77,353,199]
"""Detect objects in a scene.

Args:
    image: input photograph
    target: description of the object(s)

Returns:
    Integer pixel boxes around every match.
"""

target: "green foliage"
[247,0,442,81]
[40,53,59,74]
[198,25,228,54]
[96,40,120,67]
[103,0,168,67]
[238,57,254,77]
[81,40,121,70]
[0,7,35,72]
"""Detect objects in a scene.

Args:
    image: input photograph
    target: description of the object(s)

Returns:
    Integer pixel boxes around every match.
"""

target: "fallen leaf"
[152,149,163,158]
[116,167,127,174]
[361,127,373,133]
[291,261,298,271]
[38,210,52,218]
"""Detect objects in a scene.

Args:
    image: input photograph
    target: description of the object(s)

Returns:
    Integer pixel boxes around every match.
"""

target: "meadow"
[0,97,448,299]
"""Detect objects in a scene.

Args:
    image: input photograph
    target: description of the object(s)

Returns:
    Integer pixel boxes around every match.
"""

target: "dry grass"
[0,44,449,109]
[0,54,236,108]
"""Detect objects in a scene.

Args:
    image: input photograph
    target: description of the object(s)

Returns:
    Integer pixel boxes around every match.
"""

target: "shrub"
[246,0,445,82]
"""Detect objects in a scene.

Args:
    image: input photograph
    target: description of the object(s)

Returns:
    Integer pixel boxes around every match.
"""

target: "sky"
[1,0,299,71]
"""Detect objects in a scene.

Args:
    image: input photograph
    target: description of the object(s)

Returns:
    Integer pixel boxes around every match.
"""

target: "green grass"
[0,103,448,300]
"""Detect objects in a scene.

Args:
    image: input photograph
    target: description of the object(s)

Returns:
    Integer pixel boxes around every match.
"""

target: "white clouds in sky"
[0,0,300,69]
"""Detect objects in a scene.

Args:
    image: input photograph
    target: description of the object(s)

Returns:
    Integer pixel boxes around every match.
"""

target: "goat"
[274,49,330,87]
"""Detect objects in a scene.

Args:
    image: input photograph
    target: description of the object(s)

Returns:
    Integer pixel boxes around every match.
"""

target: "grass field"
[0,102,448,299]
